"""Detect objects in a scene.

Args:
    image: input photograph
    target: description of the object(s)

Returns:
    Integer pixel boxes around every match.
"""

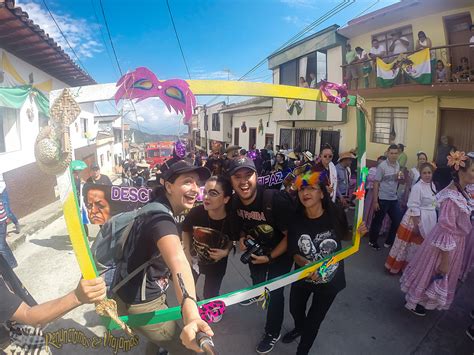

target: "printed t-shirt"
[288,210,346,292]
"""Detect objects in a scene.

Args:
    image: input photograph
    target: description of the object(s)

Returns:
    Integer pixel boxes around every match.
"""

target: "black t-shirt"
[115,196,177,304]
[182,205,231,273]
[288,211,346,292]
[0,274,22,323]
[231,186,291,254]
[86,174,112,185]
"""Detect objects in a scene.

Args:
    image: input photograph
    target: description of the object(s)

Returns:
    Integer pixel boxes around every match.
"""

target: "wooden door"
[249,128,257,150]
[439,109,474,153]
[444,14,472,68]
[234,127,239,146]
[320,130,340,162]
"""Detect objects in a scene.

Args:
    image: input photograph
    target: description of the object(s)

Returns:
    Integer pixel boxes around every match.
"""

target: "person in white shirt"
[369,38,386,59]
[309,72,317,88]
[389,31,410,55]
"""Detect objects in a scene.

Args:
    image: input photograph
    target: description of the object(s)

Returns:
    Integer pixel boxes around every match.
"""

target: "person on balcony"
[389,31,410,56]
[453,57,472,82]
[355,47,371,88]
[436,60,447,82]
[344,43,359,89]
[369,38,386,59]
[299,77,309,88]
[309,72,317,88]
[415,31,432,51]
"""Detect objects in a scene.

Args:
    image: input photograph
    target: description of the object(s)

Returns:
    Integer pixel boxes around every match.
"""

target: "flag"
[376,48,432,88]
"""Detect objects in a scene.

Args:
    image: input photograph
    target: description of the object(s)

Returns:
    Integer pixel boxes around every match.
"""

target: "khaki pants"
[116,295,195,355]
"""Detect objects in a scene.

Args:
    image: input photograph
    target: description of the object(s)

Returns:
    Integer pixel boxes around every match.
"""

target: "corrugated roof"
[0,0,95,86]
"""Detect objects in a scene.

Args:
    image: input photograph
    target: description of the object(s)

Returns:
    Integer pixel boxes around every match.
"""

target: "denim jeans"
[369,199,403,245]
[0,223,17,268]
[249,254,293,336]
[1,191,19,225]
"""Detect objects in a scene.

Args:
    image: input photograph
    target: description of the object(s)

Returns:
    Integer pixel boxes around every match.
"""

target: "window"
[280,59,298,86]
[372,25,414,56]
[304,51,327,87]
[81,117,88,137]
[249,128,257,149]
[279,128,293,148]
[0,107,21,153]
[204,114,209,131]
[372,107,408,145]
[279,128,317,153]
[211,113,220,131]
[100,154,104,166]
[234,127,239,146]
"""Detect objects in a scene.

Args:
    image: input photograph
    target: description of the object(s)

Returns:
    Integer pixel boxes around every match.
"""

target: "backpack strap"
[262,189,276,225]
[111,254,161,295]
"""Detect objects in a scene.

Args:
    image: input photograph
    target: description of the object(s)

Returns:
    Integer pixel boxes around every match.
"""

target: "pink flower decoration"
[447,151,467,171]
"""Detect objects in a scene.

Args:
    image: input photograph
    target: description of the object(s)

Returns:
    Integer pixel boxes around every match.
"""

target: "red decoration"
[353,182,366,201]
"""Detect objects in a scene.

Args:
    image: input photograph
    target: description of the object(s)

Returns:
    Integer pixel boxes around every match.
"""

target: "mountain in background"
[130,128,179,143]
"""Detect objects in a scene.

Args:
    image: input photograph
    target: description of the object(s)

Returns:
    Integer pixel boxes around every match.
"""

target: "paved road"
[12,217,473,354]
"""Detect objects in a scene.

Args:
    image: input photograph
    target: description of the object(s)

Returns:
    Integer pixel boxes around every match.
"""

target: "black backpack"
[91,202,173,299]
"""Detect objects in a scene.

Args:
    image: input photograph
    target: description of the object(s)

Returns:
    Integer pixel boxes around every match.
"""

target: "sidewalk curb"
[9,209,64,251]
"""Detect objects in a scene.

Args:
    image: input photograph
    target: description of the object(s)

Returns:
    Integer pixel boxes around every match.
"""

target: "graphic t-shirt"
[182,205,231,273]
[231,187,291,254]
[115,196,176,304]
[288,211,346,292]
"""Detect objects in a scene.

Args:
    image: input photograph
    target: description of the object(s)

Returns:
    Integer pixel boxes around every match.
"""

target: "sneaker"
[256,333,281,354]
[467,325,474,341]
[384,242,392,248]
[239,297,258,306]
[14,223,21,234]
[409,304,426,317]
[368,242,380,251]
[282,329,301,343]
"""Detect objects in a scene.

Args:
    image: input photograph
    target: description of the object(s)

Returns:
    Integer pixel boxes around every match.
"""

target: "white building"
[0,0,95,217]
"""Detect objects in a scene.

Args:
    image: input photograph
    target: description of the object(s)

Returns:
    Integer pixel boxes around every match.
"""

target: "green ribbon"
[0,85,50,117]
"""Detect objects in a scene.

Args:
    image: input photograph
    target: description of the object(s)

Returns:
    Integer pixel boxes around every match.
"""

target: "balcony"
[341,43,474,98]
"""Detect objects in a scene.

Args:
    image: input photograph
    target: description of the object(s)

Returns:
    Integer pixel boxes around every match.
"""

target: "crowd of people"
[103,138,472,354]
[1,137,473,355]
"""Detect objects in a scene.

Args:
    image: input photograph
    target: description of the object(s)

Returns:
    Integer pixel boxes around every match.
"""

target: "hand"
[74,278,106,304]
[208,248,229,262]
[340,197,348,208]
[357,222,368,236]
[436,262,449,276]
[308,272,321,282]
[250,254,270,265]
[180,318,214,353]
[327,184,334,194]
[374,202,380,212]
[239,237,248,252]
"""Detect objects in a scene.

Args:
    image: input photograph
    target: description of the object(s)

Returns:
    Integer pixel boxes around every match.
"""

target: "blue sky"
[17,0,399,134]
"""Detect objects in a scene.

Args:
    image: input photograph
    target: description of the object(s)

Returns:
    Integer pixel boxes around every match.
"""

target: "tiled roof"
[0,0,95,86]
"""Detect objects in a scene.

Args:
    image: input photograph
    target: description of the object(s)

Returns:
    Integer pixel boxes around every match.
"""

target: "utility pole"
[223,68,231,104]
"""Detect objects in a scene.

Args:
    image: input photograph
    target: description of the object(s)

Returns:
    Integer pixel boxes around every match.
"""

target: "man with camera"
[228,157,294,354]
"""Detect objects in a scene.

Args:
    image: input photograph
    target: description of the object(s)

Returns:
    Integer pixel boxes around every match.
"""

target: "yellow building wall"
[348,6,474,51]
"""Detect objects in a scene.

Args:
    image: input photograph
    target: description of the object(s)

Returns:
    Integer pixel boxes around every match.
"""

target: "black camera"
[240,238,264,264]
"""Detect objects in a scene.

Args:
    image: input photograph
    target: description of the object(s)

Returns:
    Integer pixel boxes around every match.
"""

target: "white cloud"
[280,0,317,8]
[282,15,300,24]
[16,1,102,59]
[190,68,238,80]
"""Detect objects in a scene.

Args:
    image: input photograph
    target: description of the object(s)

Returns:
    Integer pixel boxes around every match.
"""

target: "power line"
[90,0,120,77]
[98,0,123,76]
[97,0,143,133]
[165,0,192,79]
[203,0,354,106]
[41,0,90,76]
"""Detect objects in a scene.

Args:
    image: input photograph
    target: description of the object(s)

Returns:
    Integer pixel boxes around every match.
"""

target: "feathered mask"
[292,165,327,190]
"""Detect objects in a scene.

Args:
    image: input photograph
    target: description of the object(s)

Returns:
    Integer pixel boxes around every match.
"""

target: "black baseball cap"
[227,157,257,176]
[162,160,211,182]
[91,163,100,170]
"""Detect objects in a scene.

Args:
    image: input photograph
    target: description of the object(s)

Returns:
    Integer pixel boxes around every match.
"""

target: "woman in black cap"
[114,160,214,354]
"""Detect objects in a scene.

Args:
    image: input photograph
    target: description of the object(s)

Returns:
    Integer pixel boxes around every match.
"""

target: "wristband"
[177,273,198,317]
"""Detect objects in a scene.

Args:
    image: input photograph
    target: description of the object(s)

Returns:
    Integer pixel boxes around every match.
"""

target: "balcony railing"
[341,42,474,90]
